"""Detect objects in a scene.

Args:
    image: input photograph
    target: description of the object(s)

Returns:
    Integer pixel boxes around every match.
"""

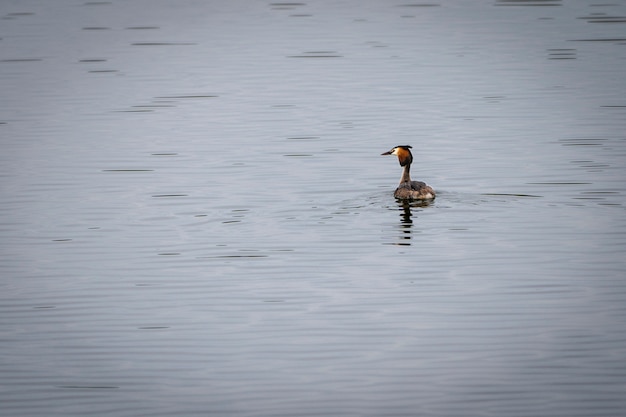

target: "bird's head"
[381,145,413,166]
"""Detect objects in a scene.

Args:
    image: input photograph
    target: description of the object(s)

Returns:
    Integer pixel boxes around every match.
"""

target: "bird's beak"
[381,150,393,155]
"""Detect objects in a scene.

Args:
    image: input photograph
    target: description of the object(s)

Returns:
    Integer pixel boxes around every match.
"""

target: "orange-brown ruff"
[381,145,436,200]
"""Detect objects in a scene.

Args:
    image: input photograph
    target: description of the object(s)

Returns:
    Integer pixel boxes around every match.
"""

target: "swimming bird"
[381,145,436,200]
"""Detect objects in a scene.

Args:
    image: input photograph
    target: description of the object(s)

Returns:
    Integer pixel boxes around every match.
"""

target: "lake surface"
[2,0,626,416]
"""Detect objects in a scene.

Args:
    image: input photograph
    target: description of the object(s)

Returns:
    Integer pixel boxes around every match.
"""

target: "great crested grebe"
[381,145,436,200]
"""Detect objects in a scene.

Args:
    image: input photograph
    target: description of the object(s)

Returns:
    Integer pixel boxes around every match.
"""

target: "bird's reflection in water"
[396,199,432,245]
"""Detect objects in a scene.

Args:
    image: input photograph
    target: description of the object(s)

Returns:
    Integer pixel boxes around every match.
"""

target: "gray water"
[2,1,626,416]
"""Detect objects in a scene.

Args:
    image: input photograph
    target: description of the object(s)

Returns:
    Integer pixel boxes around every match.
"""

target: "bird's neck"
[400,164,412,184]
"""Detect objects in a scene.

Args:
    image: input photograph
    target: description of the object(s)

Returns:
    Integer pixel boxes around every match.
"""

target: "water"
[2,1,626,416]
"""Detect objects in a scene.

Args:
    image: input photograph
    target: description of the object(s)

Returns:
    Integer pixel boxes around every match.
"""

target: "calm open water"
[2,1,626,416]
